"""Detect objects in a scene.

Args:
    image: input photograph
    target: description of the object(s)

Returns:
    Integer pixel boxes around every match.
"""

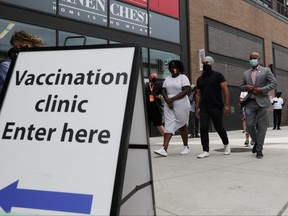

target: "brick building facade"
[189,0,288,129]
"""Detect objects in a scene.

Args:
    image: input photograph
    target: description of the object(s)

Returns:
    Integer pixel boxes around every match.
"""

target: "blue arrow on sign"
[0,180,93,214]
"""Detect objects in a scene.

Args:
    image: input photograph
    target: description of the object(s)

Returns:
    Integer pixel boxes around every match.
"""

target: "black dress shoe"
[277,128,281,130]
[256,151,263,159]
[273,128,276,130]
[189,135,194,138]
[195,135,200,138]
[252,143,257,153]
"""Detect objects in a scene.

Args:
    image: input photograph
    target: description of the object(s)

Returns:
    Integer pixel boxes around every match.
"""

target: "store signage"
[121,0,147,8]
[122,0,179,18]
[59,0,108,26]
[110,0,149,36]
[3,0,180,43]
[149,0,179,18]
[0,44,155,215]
[0,0,56,14]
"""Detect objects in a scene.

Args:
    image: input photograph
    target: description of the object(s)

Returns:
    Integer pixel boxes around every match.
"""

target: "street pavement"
[150,126,288,216]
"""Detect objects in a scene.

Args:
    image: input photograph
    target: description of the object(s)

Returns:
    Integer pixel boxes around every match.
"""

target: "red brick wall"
[188,0,288,84]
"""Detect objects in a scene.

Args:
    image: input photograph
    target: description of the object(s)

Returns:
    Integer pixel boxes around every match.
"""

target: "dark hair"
[10,31,46,47]
[168,60,184,73]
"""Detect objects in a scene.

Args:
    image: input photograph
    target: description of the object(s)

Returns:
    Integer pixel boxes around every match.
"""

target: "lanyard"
[149,82,156,93]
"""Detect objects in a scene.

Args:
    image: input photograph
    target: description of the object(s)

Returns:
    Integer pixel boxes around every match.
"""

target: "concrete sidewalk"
[150,126,288,216]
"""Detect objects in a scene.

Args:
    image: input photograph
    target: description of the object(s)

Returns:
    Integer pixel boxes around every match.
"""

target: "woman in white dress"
[154,60,191,157]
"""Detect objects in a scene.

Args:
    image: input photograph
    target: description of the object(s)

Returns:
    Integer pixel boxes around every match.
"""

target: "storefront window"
[142,47,149,78]
[58,31,107,46]
[150,12,180,44]
[0,18,56,61]
[109,40,121,44]
[150,49,180,79]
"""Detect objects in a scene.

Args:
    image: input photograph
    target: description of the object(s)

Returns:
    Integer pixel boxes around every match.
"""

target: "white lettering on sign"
[110,3,148,24]
[58,0,151,34]
[61,0,106,12]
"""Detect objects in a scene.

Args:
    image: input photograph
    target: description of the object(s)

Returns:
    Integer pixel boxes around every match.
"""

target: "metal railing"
[255,0,288,18]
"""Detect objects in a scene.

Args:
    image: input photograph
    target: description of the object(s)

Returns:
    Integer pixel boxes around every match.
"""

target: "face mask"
[249,59,258,67]
[203,64,212,72]
[150,77,157,83]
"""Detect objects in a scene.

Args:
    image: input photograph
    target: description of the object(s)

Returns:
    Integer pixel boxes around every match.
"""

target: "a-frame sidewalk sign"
[0,43,156,215]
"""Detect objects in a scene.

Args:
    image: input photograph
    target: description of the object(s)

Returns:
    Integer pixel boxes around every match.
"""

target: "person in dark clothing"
[188,84,200,138]
[145,72,164,135]
[195,56,231,158]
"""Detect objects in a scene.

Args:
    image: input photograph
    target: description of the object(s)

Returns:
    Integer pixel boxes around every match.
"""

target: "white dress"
[163,74,190,134]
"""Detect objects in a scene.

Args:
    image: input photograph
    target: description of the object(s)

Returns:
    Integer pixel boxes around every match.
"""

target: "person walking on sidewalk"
[154,60,191,157]
[271,92,286,130]
[188,84,200,138]
[145,72,165,135]
[240,51,277,159]
[195,56,231,159]
[240,91,254,147]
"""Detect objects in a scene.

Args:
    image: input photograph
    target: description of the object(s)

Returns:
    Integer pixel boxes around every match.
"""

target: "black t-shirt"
[145,82,163,115]
[196,70,226,110]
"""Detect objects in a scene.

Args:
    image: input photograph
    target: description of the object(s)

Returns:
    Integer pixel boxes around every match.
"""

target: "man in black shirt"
[145,72,164,135]
[195,56,230,158]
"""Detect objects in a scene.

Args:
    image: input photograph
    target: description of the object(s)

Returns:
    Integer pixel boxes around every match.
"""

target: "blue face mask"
[249,59,258,67]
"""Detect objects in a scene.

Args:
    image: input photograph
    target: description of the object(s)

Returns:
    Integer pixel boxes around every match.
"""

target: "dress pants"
[245,100,268,151]
[189,111,199,136]
[273,109,282,129]
[199,108,229,152]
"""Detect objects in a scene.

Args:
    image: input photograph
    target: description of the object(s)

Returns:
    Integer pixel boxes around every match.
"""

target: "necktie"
[251,69,257,85]
[250,69,257,99]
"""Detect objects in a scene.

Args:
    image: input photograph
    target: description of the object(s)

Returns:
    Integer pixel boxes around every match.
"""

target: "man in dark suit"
[240,52,277,159]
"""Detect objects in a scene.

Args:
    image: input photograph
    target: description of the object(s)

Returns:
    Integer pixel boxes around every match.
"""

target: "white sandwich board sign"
[0,44,156,215]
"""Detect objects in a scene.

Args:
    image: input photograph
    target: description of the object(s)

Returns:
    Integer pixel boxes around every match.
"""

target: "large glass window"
[150,12,180,43]
[142,47,149,78]
[58,31,107,46]
[0,18,56,61]
[149,49,180,79]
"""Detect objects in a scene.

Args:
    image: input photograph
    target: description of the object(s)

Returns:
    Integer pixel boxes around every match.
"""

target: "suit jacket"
[239,65,277,107]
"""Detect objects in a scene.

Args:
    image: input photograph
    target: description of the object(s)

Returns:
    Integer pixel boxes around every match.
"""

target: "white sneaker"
[180,146,190,155]
[154,147,168,157]
[197,151,209,158]
[224,144,231,155]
